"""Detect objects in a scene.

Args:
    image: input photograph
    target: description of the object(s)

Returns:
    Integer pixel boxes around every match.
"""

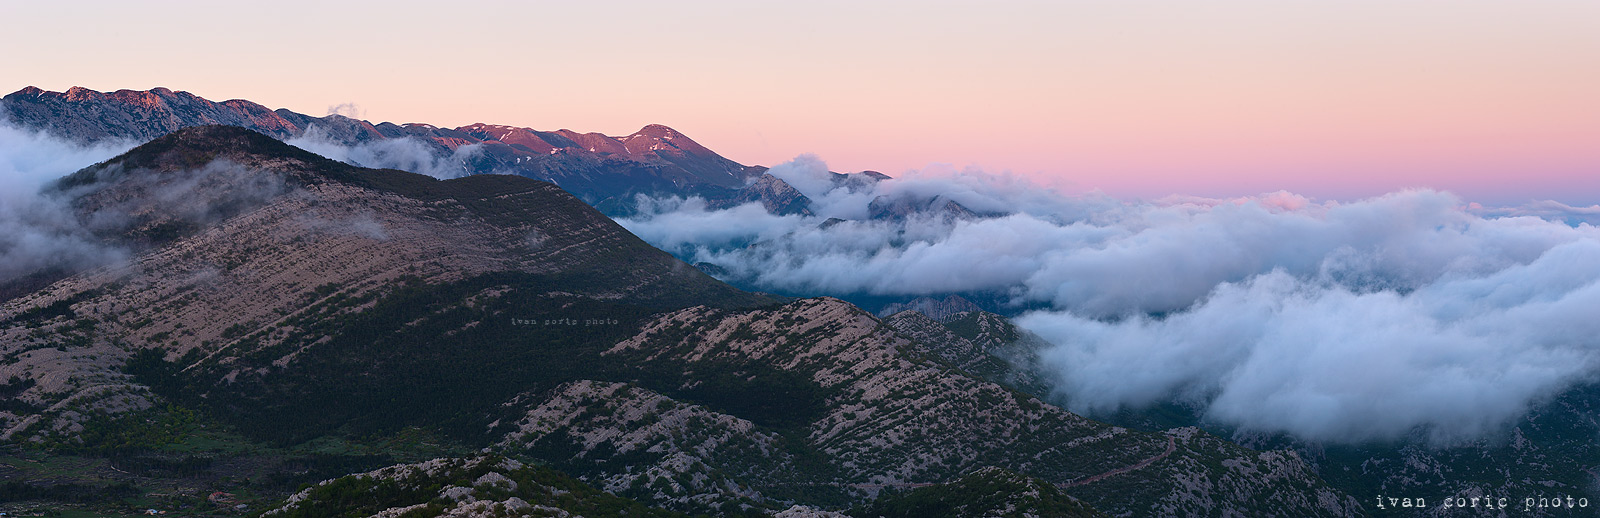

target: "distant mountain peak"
[63,85,101,101]
[621,123,714,157]
[5,86,764,213]
[633,123,681,139]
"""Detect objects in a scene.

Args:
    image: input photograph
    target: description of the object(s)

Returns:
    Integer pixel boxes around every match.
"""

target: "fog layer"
[621,155,1600,443]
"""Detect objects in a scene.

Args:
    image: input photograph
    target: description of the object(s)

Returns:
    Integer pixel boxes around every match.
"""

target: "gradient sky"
[4,1,1599,204]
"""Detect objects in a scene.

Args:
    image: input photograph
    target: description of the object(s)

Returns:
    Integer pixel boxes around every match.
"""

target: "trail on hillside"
[1059,435,1178,488]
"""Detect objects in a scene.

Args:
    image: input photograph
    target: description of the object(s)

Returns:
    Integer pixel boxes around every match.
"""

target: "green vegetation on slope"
[127,272,792,446]
[268,455,689,518]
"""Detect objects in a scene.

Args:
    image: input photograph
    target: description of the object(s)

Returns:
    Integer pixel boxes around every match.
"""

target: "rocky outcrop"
[712,173,815,216]
[877,295,984,322]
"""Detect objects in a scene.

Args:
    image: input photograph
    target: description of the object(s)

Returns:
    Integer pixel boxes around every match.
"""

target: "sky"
[4,0,1599,204]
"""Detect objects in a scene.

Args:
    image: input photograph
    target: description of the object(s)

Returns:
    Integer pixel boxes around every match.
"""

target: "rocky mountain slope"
[882,309,1053,400]
[894,304,1600,517]
[1,125,1368,516]
[1231,385,1600,518]
[0,125,766,445]
[487,297,1363,516]
[910,308,1600,518]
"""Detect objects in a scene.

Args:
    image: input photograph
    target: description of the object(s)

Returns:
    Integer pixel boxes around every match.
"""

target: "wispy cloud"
[0,119,132,283]
[286,124,484,180]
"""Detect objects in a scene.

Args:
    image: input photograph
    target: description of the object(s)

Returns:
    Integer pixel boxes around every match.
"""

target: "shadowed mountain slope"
[0,125,772,445]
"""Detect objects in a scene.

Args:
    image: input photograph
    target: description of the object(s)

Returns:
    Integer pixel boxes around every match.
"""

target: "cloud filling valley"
[619,155,1600,444]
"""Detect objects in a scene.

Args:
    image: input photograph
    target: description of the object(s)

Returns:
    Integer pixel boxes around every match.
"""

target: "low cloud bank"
[0,120,132,282]
[621,155,1600,443]
[1018,249,1600,443]
[286,124,483,180]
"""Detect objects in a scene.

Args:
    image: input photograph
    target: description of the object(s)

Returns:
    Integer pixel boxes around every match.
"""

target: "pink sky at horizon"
[5,1,1598,204]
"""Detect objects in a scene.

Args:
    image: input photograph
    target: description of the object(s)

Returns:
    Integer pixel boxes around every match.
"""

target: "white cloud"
[621,154,1600,443]
[1021,241,1600,444]
[286,124,483,180]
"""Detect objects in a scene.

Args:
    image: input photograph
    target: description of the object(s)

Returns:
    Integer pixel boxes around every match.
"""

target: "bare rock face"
[711,173,815,216]
[877,294,984,322]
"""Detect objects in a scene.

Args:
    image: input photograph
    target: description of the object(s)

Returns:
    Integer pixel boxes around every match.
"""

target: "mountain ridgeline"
[4,86,772,215]
[0,125,1371,516]
[0,86,1020,226]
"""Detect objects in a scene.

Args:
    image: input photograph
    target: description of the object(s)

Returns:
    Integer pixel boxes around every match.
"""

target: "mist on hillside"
[0,120,131,282]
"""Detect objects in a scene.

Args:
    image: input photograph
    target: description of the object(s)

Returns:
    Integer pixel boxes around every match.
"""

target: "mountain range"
[0,120,1369,516]
[3,86,769,215]
[3,86,1594,517]
[2,86,995,225]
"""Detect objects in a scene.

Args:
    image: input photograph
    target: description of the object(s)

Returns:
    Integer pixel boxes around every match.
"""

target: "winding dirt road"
[1059,435,1178,488]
